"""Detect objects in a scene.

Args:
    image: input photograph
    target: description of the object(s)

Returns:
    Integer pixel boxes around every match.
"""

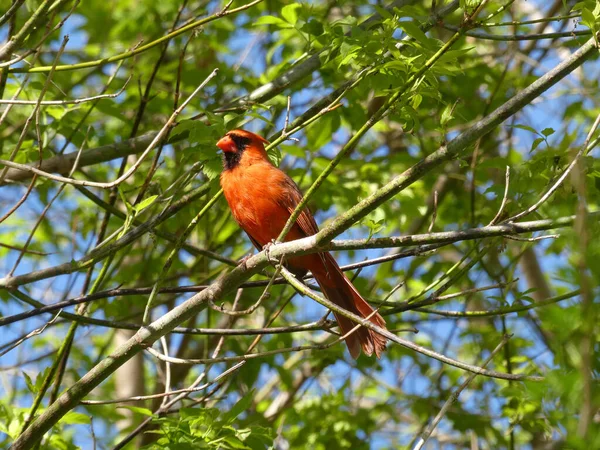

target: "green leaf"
[581,8,597,30]
[246,111,274,126]
[185,122,223,145]
[511,124,539,135]
[222,390,254,424]
[338,42,360,67]
[460,0,481,11]
[411,93,422,109]
[531,137,545,152]
[382,60,408,72]
[23,371,35,394]
[235,427,252,441]
[373,5,393,20]
[541,127,555,137]
[440,103,454,126]
[254,16,293,28]
[221,435,250,449]
[171,121,197,138]
[8,420,21,439]
[118,187,133,213]
[133,195,157,212]
[202,157,223,180]
[281,4,301,25]
[280,143,305,158]
[301,19,324,36]
[63,412,90,425]
[46,106,68,120]
[398,21,435,50]
[118,405,154,416]
[186,145,218,161]
[95,102,127,122]
[434,47,474,64]
[311,113,340,149]
[275,365,294,389]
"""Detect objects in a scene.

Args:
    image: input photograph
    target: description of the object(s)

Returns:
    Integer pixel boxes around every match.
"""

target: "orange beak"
[216,135,236,153]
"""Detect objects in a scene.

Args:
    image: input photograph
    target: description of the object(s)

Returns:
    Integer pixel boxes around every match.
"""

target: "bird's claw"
[238,253,253,270]
[263,240,279,265]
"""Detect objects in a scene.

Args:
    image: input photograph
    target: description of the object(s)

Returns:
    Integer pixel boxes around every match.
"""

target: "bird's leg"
[237,253,254,271]
[262,239,279,265]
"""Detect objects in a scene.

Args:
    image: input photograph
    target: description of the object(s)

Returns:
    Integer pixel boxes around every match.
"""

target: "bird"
[216,129,387,359]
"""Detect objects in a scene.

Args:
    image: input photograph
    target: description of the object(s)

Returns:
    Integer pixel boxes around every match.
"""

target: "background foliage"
[1,0,600,448]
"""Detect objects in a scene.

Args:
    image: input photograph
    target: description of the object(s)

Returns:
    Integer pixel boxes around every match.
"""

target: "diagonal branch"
[317,34,600,243]
[6,0,263,73]
[1,208,595,290]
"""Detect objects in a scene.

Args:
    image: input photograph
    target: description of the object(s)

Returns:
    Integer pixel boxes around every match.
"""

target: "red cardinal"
[217,129,387,358]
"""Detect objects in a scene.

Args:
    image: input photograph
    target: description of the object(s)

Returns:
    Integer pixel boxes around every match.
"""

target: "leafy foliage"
[1,0,599,449]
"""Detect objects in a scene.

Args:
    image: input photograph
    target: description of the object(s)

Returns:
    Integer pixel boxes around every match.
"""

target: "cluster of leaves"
[138,392,272,450]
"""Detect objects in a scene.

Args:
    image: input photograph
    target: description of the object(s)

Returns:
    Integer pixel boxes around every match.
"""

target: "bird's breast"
[221,164,291,246]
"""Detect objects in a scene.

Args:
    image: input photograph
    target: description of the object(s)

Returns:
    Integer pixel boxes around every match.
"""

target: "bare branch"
[488,166,510,225]
[0,310,61,358]
[0,77,130,105]
[1,210,596,290]
[279,266,539,381]
[440,24,591,41]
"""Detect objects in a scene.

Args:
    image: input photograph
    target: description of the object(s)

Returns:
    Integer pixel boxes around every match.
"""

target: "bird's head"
[216,129,270,170]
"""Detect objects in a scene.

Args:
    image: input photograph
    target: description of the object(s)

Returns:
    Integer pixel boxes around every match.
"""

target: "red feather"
[218,129,387,358]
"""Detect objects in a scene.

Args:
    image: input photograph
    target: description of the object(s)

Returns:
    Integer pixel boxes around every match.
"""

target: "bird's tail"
[313,253,387,359]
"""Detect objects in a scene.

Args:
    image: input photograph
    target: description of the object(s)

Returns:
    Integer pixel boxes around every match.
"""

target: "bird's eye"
[229,134,251,151]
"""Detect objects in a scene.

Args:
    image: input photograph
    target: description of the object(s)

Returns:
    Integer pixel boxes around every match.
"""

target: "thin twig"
[430,279,517,302]
[145,308,383,365]
[0,0,26,28]
[0,35,69,184]
[488,166,510,225]
[412,334,511,450]
[440,24,591,41]
[81,362,244,405]
[0,175,37,224]
[8,0,263,73]
[504,234,559,242]
[0,76,130,105]
[428,190,438,233]
[159,336,171,408]
[281,95,299,142]
[0,242,49,255]
[8,128,88,276]
[208,259,283,316]
[480,13,580,27]
[419,288,580,318]
[0,310,62,358]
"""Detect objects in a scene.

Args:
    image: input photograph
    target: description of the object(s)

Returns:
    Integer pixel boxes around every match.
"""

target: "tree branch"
[317,34,599,243]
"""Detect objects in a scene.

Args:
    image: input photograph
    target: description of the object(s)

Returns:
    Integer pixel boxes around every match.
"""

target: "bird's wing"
[248,234,263,252]
[277,175,319,237]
